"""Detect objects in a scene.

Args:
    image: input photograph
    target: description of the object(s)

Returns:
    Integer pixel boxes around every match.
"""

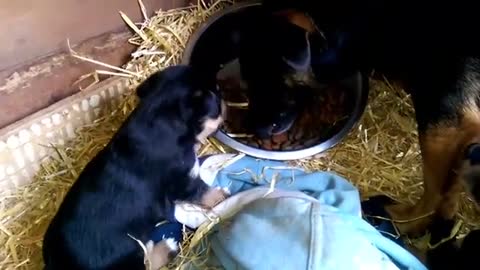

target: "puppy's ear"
[136,65,194,100]
[191,90,222,121]
[136,71,166,100]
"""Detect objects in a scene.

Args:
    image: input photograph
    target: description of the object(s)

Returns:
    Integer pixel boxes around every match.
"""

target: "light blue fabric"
[187,154,427,270]
[207,155,362,216]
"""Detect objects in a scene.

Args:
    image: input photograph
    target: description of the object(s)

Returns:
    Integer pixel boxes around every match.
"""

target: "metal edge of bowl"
[181,1,370,160]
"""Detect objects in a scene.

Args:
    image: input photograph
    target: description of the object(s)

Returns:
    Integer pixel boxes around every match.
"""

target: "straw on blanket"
[1,0,480,269]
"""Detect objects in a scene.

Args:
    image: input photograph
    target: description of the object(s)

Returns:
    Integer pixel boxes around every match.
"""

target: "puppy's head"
[135,65,223,143]
[246,84,307,138]
[460,143,480,206]
[238,11,315,138]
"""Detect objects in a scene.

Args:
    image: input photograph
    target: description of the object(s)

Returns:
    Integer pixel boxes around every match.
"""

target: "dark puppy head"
[136,65,224,145]
[238,9,314,138]
[246,83,311,138]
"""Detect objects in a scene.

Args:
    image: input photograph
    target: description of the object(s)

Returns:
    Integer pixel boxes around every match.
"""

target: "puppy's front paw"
[200,187,230,209]
[146,238,178,270]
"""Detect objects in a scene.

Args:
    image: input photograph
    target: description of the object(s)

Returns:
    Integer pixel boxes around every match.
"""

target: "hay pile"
[1,0,479,269]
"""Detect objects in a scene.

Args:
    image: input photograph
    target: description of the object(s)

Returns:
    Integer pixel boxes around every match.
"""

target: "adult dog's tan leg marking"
[386,108,480,236]
[386,125,461,235]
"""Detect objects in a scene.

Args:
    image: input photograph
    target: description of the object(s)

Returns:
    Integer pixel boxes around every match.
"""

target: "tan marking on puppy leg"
[146,238,178,270]
[196,116,223,143]
[200,187,230,209]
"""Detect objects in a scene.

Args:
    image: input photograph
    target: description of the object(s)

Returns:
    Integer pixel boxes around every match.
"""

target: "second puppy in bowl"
[217,7,349,151]
[42,65,228,270]
[237,7,324,139]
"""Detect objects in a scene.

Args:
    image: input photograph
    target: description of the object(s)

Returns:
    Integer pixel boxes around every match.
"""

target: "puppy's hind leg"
[145,238,179,270]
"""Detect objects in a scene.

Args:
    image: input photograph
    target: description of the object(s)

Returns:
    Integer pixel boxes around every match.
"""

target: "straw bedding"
[1,0,480,269]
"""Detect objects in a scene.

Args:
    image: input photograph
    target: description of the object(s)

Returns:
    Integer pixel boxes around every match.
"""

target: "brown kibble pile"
[221,82,350,151]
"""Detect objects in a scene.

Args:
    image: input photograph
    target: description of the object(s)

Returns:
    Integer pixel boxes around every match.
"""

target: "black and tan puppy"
[42,65,227,270]
[259,0,480,236]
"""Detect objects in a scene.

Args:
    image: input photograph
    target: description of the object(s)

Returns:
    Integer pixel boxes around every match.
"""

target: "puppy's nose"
[465,143,480,165]
[271,122,290,135]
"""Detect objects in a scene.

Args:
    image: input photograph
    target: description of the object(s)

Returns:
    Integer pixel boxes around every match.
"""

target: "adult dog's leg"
[386,108,480,236]
[385,122,461,235]
[385,57,480,236]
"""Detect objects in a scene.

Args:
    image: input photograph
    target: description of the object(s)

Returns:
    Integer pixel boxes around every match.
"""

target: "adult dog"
[257,0,480,236]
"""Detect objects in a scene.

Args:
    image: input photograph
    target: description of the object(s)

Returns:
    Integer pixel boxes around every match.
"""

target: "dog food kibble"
[261,139,273,150]
[272,133,288,144]
[272,143,281,150]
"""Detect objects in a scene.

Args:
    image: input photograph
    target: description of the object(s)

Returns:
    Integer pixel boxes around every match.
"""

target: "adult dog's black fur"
[426,217,480,270]
[42,65,227,270]
[258,0,480,236]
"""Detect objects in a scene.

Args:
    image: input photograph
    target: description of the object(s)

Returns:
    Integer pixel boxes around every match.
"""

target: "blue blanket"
[152,154,427,270]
